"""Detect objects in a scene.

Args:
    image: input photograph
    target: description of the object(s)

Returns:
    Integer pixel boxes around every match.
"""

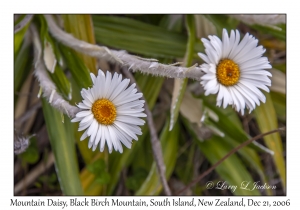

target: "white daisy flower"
[71,69,146,153]
[198,29,272,115]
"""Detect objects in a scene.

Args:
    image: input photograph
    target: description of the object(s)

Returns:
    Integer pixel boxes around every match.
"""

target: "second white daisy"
[198,29,272,115]
[72,69,146,153]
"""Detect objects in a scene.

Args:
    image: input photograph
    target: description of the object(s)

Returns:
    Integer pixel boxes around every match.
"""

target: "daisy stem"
[121,68,172,196]
[44,14,203,81]
[31,23,79,118]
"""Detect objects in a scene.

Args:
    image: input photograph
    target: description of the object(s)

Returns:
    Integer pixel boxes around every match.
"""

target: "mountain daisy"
[198,29,272,115]
[71,69,146,153]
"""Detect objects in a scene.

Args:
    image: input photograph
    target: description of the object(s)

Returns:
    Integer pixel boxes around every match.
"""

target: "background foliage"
[14,14,286,196]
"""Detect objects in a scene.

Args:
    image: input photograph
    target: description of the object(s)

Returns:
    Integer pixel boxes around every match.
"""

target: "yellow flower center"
[216,59,240,86]
[91,99,117,125]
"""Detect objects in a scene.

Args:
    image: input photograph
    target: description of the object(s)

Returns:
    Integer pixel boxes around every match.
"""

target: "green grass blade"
[36,15,72,100]
[59,44,92,90]
[204,15,239,36]
[202,97,272,153]
[62,15,98,74]
[254,93,286,190]
[183,118,260,195]
[251,24,286,41]
[270,91,286,122]
[14,37,32,104]
[169,15,195,131]
[42,98,83,195]
[14,15,32,55]
[48,65,72,100]
[92,15,203,59]
[197,136,261,195]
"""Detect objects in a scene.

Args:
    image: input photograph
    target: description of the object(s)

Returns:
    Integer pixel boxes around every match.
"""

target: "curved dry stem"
[44,14,203,81]
[31,24,79,118]
[14,14,34,34]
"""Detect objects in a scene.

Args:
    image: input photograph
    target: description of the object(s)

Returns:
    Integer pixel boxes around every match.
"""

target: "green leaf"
[201,97,272,153]
[37,15,72,100]
[62,15,98,74]
[251,24,286,41]
[254,92,286,190]
[170,78,188,130]
[95,171,111,185]
[19,137,39,165]
[270,91,286,122]
[196,135,261,195]
[14,36,32,103]
[204,15,239,36]
[183,117,260,195]
[14,15,32,55]
[135,120,179,195]
[48,65,72,100]
[92,15,203,59]
[170,15,195,131]
[175,142,197,184]
[87,159,106,174]
[59,44,92,90]
[42,98,83,195]
[125,168,148,191]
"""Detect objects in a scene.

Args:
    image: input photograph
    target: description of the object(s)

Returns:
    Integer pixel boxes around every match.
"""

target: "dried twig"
[31,24,79,118]
[15,101,42,125]
[14,14,34,34]
[44,14,203,81]
[14,152,55,194]
[175,127,286,195]
[121,68,172,196]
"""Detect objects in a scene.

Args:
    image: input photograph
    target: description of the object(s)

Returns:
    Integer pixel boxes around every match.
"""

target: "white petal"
[93,124,102,151]
[82,89,94,104]
[103,126,112,153]
[106,72,119,99]
[109,79,130,101]
[116,115,145,126]
[87,119,98,136]
[78,119,93,131]
[80,129,89,141]
[90,73,96,84]
[76,110,92,118]
[113,125,132,149]
[79,113,94,125]
[114,121,138,141]
[103,71,112,98]
[71,117,83,123]
[77,102,90,109]
[114,93,143,106]
[107,126,121,153]
[198,52,210,64]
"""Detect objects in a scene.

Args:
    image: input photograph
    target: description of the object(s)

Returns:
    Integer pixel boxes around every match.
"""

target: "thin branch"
[15,101,42,125]
[14,152,55,194]
[175,127,286,195]
[121,68,172,196]
[44,14,203,81]
[14,14,34,34]
[31,24,79,118]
